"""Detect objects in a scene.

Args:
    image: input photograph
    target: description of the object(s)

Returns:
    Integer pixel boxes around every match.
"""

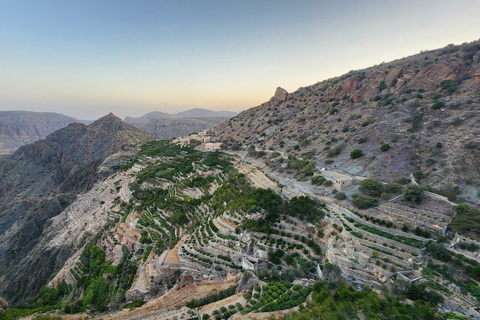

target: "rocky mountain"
[176,108,237,118]
[0,113,155,303]
[124,108,237,138]
[141,116,231,139]
[0,111,80,155]
[215,40,480,206]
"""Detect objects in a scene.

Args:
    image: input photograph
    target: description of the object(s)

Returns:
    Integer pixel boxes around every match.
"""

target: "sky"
[0,0,479,120]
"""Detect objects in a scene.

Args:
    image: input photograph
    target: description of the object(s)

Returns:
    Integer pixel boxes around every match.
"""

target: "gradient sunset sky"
[1,0,479,120]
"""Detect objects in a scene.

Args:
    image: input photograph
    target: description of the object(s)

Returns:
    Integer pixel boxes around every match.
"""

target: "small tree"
[403,185,424,204]
[350,149,363,159]
[360,179,383,197]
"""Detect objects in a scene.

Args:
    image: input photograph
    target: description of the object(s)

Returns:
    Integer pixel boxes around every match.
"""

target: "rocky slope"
[0,111,79,155]
[0,113,155,303]
[214,40,480,206]
[125,108,237,138]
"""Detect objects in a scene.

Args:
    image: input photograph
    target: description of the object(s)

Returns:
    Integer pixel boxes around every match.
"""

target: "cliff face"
[0,111,80,155]
[0,113,155,303]
[215,40,480,205]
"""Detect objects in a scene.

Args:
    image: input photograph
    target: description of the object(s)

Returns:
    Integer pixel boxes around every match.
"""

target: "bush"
[335,192,346,200]
[360,179,383,197]
[380,143,391,152]
[432,101,444,109]
[403,185,424,204]
[384,183,402,194]
[350,149,363,159]
[311,175,326,186]
[427,241,450,261]
[378,80,387,91]
[358,137,367,144]
[353,196,379,209]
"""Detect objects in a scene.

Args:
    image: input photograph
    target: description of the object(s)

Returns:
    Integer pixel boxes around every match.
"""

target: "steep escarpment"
[0,113,155,304]
[0,111,80,155]
[215,40,480,205]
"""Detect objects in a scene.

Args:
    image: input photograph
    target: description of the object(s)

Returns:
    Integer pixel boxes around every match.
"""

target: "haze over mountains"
[124,108,237,138]
[0,109,237,155]
[0,111,80,155]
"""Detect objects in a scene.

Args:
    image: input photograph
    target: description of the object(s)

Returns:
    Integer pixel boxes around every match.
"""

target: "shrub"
[335,192,346,200]
[380,143,391,152]
[403,185,424,204]
[350,149,363,159]
[432,101,444,109]
[378,80,387,91]
[353,196,379,209]
[311,175,326,185]
[384,183,402,193]
[427,241,450,261]
[358,137,367,144]
[360,179,383,197]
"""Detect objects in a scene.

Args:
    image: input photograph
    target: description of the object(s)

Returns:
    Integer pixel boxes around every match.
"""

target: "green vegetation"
[380,143,391,152]
[276,280,443,320]
[449,204,480,238]
[359,179,383,197]
[288,155,316,180]
[353,195,378,209]
[354,222,423,248]
[186,285,238,308]
[432,101,444,109]
[350,149,363,159]
[403,185,424,205]
[311,175,326,185]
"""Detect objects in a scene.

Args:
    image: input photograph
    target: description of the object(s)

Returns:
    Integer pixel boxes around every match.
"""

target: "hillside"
[0,113,155,303]
[0,111,79,155]
[125,108,237,138]
[214,40,480,206]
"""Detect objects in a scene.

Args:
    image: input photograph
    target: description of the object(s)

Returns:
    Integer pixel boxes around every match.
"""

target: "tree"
[403,185,424,204]
[426,241,450,262]
[350,149,363,159]
[360,179,383,197]
[353,196,378,209]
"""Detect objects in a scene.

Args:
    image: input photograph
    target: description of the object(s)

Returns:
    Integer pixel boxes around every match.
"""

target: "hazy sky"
[0,0,479,120]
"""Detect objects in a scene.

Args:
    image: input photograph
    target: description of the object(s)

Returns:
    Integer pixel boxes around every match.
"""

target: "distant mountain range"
[0,111,82,155]
[124,108,237,138]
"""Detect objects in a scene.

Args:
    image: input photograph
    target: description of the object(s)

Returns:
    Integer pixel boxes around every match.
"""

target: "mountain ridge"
[214,40,480,206]
[0,110,81,155]
[125,108,237,138]
[0,113,156,303]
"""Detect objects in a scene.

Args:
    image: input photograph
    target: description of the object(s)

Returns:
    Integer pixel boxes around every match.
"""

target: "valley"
[1,40,480,320]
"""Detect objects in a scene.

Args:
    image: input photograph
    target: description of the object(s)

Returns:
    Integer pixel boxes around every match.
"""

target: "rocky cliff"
[0,113,155,304]
[215,40,480,206]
